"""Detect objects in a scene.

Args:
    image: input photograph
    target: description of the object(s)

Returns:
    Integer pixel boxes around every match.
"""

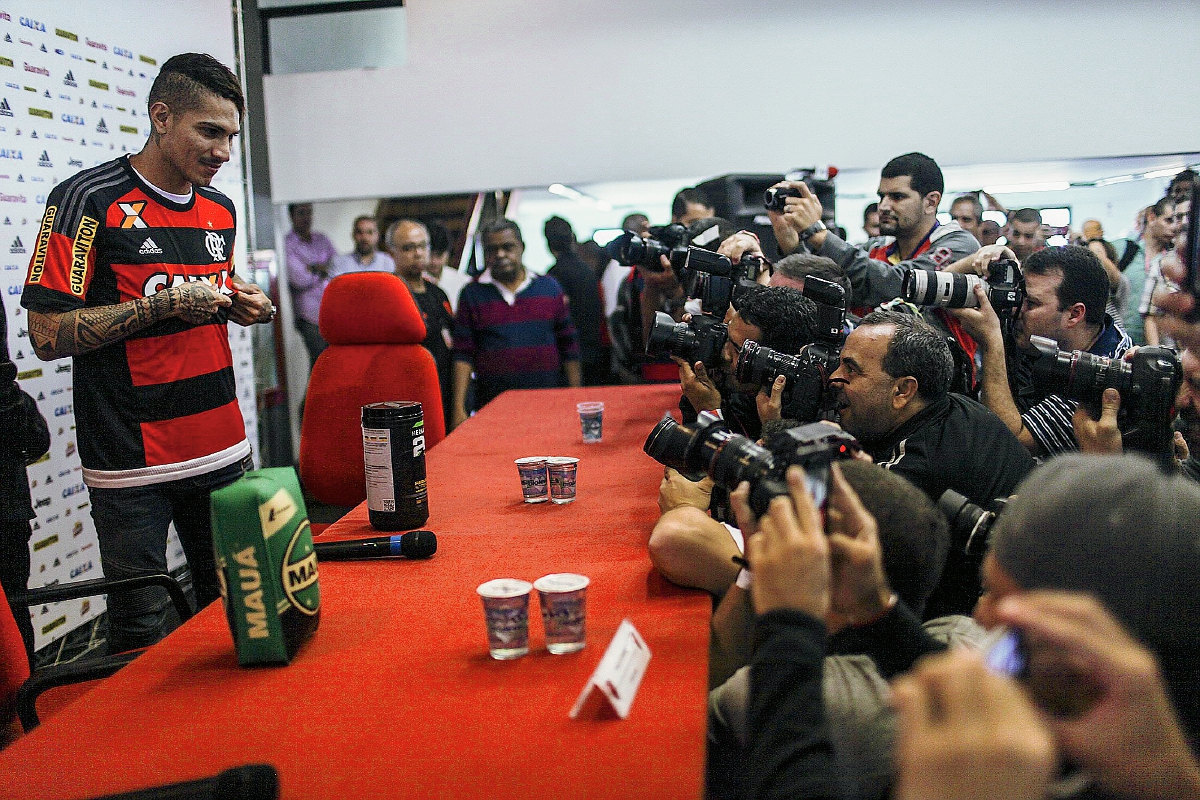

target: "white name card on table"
[570,619,651,720]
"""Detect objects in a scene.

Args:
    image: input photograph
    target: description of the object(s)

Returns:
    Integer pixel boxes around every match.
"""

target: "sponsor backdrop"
[1,1,253,651]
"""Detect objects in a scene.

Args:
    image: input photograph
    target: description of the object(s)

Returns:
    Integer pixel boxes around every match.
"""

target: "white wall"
[262,0,1200,204]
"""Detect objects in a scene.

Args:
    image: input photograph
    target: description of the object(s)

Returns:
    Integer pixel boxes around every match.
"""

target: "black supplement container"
[361,401,429,530]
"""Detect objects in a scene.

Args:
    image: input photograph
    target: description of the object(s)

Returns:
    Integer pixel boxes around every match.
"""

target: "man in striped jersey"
[22,53,274,651]
[950,245,1130,458]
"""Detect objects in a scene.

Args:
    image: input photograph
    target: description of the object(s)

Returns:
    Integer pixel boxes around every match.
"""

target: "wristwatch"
[799,220,827,242]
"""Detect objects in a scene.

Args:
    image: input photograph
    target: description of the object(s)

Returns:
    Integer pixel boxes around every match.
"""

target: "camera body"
[902,259,1024,310]
[644,412,860,516]
[1029,336,1182,465]
[614,223,691,273]
[763,169,837,214]
[685,248,766,318]
[646,311,728,371]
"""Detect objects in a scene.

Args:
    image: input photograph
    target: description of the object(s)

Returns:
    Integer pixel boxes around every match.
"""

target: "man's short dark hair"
[672,187,712,220]
[149,53,245,119]
[544,215,575,254]
[352,214,375,230]
[1150,195,1176,219]
[287,202,309,217]
[1009,207,1042,226]
[428,221,451,255]
[880,152,943,198]
[951,194,983,221]
[839,460,950,617]
[735,286,817,356]
[1168,168,1197,191]
[863,202,878,221]
[622,213,649,232]
[774,253,851,297]
[480,217,523,244]
[859,310,953,400]
[1023,245,1109,326]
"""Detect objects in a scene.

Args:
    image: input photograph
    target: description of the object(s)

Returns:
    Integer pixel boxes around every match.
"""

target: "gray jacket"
[814,223,981,309]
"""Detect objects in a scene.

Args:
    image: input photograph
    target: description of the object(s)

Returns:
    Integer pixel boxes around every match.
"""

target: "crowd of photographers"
[616,153,1200,799]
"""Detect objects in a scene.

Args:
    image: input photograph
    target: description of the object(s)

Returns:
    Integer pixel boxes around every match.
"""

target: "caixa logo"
[53,403,72,416]
[62,482,85,498]
[69,560,93,579]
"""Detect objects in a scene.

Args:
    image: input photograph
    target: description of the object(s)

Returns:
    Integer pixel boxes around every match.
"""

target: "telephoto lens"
[902,269,987,308]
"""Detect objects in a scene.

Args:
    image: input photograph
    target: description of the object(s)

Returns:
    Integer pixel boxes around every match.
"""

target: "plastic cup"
[515,457,550,503]
[547,457,579,504]
[576,402,605,443]
[534,573,590,654]
[477,578,533,660]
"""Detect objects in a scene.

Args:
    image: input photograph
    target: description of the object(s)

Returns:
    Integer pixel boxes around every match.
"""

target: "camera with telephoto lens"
[938,489,1009,556]
[902,259,1024,310]
[613,223,690,273]
[732,276,847,421]
[643,411,861,516]
[1028,336,1182,467]
[646,312,728,371]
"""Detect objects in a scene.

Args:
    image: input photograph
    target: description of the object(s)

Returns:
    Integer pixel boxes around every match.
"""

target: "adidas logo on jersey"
[0,99,11,117]
[139,237,162,255]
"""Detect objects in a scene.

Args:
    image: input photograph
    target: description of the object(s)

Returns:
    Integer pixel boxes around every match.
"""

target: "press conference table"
[0,384,710,799]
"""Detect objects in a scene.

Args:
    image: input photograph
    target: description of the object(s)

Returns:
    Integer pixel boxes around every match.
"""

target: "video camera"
[643,411,860,516]
[733,276,848,422]
[1028,336,1182,467]
[902,259,1024,311]
[763,168,838,214]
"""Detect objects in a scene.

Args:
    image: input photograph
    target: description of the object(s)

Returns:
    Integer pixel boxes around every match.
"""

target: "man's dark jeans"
[88,462,243,653]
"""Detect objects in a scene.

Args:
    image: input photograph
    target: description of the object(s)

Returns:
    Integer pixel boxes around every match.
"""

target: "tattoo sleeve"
[29,290,175,360]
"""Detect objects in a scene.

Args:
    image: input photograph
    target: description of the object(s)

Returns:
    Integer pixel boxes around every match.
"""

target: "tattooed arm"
[28,281,233,361]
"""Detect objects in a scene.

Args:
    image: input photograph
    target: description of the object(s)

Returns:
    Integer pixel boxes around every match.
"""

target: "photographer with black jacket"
[0,293,51,662]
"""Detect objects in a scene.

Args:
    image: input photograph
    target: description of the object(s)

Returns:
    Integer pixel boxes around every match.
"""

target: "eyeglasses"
[396,242,430,253]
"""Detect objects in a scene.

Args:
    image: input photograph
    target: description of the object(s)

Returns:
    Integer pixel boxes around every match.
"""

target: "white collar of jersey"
[479,268,533,306]
[129,163,193,205]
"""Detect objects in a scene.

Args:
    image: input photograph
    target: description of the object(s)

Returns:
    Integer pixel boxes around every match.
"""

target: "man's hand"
[227,279,275,326]
[756,375,786,423]
[891,650,1057,800]
[766,181,823,255]
[170,281,233,325]
[947,284,1005,351]
[310,259,331,279]
[1072,387,1123,455]
[657,467,713,514]
[944,244,1019,276]
[743,466,830,619]
[823,463,894,628]
[675,357,722,412]
[996,591,1200,800]
[1153,254,1200,351]
[718,231,766,269]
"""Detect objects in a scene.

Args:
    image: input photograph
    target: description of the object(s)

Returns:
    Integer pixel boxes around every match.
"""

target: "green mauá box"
[211,467,320,665]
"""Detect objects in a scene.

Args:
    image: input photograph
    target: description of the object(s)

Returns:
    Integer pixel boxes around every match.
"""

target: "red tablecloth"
[0,385,710,799]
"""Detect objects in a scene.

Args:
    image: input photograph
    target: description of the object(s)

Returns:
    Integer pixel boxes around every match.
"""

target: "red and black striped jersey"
[22,155,249,488]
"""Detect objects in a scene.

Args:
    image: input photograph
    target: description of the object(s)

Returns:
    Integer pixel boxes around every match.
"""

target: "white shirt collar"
[479,268,533,306]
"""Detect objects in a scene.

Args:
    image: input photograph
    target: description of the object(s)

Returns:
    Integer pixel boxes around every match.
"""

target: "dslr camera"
[733,277,848,422]
[613,223,690,273]
[1028,336,1182,466]
[683,247,767,319]
[902,259,1024,310]
[646,312,728,371]
[644,411,860,516]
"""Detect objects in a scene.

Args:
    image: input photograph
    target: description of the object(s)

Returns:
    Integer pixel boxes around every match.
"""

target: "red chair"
[300,272,446,510]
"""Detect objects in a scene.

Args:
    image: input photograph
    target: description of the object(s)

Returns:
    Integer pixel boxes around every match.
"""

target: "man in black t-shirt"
[387,219,455,426]
[830,310,1034,616]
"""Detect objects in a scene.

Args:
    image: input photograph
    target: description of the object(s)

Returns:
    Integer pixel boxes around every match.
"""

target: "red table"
[0,385,710,799]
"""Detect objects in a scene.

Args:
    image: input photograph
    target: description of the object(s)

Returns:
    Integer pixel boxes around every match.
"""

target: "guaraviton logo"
[69,215,97,295]
[28,204,54,282]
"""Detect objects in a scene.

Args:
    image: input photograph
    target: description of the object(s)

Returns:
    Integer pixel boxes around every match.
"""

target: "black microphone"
[313,529,437,560]
[85,765,278,800]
